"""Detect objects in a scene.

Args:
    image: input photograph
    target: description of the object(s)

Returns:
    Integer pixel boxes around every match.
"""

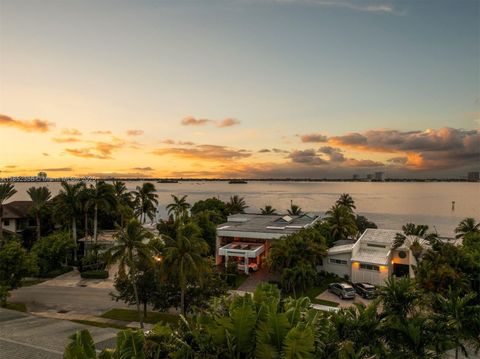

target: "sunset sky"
[0,0,478,179]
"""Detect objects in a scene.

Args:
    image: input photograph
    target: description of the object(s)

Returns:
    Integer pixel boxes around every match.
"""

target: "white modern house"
[319,228,417,286]
[216,213,321,274]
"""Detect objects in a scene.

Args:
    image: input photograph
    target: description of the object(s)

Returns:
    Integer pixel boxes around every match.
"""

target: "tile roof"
[351,248,390,265]
[2,201,33,219]
[359,228,400,244]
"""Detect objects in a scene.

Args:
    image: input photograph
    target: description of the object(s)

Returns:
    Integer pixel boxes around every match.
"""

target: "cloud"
[272,148,290,154]
[288,149,328,166]
[126,129,144,136]
[152,144,251,161]
[258,148,271,153]
[37,167,73,172]
[92,130,112,135]
[181,117,212,126]
[132,166,154,171]
[300,133,328,143]
[61,128,82,136]
[318,146,345,162]
[266,0,403,14]
[52,137,82,143]
[329,127,480,170]
[81,172,152,178]
[42,153,50,157]
[65,137,138,160]
[217,118,240,127]
[161,139,195,145]
[0,114,55,132]
[181,116,240,128]
[5,165,17,169]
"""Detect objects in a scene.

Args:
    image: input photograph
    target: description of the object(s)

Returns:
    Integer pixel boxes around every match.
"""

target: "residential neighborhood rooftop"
[2,201,33,219]
[217,213,320,237]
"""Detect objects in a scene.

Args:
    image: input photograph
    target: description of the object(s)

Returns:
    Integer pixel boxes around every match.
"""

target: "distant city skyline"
[0,0,478,178]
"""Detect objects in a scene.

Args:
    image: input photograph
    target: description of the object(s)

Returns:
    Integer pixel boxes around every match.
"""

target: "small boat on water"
[228,179,248,184]
[157,179,179,183]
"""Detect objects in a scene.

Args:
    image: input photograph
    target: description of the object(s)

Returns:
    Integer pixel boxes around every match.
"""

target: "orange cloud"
[61,128,82,136]
[126,129,144,136]
[0,114,55,132]
[181,117,211,126]
[217,118,240,127]
[152,144,251,161]
[52,137,82,143]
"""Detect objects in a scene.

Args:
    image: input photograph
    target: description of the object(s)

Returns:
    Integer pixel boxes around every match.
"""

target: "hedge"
[80,270,109,279]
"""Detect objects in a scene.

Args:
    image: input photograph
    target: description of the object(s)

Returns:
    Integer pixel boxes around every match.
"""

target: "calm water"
[8,181,480,237]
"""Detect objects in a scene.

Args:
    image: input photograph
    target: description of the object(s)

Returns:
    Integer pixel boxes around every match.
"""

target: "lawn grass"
[21,278,46,287]
[4,302,27,312]
[101,308,180,326]
[298,274,340,303]
[72,319,127,330]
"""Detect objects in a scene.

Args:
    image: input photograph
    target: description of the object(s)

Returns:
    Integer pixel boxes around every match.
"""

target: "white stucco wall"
[2,218,17,233]
[352,266,389,286]
[319,252,352,280]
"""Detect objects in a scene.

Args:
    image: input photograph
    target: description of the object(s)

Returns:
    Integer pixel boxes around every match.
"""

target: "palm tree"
[132,182,158,224]
[455,217,480,239]
[87,181,116,244]
[166,195,190,221]
[227,195,248,214]
[287,203,302,215]
[433,291,480,359]
[112,180,133,226]
[0,182,16,247]
[393,223,437,265]
[378,277,420,319]
[161,223,210,315]
[260,205,277,215]
[336,193,356,211]
[325,204,357,241]
[27,186,51,241]
[55,182,83,262]
[107,219,153,328]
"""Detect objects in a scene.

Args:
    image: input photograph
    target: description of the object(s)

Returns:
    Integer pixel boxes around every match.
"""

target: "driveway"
[10,283,128,315]
[0,308,118,359]
[37,266,117,289]
[317,290,373,308]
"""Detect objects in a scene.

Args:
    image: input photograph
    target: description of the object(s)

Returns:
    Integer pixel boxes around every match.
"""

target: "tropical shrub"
[0,238,37,288]
[31,232,74,277]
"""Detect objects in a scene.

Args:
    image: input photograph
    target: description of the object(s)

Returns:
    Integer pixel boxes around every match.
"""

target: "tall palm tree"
[0,182,16,247]
[227,195,248,214]
[336,193,356,211]
[260,205,277,215]
[112,180,133,226]
[107,219,153,329]
[78,183,92,240]
[455,217,480,239]
[55,182,83,262]
[27,186,51,241]
[393,223,437,265]
[161,223,210,315]
[287,203,302,215]
[325,204,357,241]
[132,182,158,224]
[87,181,116,244]
[433,291,480,359]
[166,194,190,222]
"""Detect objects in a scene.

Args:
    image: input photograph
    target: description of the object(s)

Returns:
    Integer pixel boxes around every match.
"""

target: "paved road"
[0,308,117,359]
[10,285,128,315]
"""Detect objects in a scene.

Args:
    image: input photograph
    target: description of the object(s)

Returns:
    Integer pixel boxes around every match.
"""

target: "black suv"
[353,282,377,299]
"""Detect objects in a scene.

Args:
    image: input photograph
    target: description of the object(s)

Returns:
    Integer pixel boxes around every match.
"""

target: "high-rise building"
[467,172,479,181]
[375,172,384,181]
[37,171,47,180]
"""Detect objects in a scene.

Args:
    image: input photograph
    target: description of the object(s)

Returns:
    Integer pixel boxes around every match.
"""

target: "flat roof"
[217,213,319,238]
[359,228,400,244]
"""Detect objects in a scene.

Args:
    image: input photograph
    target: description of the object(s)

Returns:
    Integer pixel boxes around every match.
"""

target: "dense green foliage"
[0,239,37,289]
[80,270,109,279]
[32,232,74,277]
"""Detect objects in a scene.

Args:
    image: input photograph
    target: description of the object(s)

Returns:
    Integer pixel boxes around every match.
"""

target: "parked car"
[328,282,356,299]
[353,282,377,299]
[237,262,259,273]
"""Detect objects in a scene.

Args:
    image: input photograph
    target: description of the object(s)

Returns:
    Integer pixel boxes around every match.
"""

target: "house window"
[367,243,386,248]
[329,258,347,265]
[359,263,380,271]
[3,220,9,226]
